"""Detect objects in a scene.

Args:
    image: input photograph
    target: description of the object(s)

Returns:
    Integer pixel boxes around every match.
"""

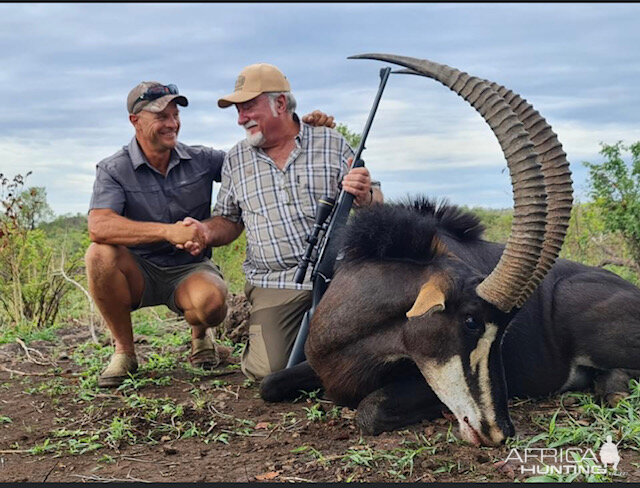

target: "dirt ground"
[1,299,638,483]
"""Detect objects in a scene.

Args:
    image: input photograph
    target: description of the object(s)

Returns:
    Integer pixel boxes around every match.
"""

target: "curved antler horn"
[350,53,562,312]
[391,66,574,308]
[483,82,573,307]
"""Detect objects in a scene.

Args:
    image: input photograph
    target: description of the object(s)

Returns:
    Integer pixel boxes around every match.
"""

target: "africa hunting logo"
[504,435,621,476]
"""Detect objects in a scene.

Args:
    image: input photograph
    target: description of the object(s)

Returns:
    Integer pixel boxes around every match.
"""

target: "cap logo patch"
[235,75,245,92]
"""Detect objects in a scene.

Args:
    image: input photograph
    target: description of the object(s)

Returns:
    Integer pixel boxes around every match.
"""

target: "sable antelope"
[260,54,640,446]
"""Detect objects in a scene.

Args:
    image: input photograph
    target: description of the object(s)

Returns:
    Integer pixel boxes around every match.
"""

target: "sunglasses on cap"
[131,84,179,113]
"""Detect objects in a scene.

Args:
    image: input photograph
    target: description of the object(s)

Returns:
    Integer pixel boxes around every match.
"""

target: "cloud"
[0,3,639,215]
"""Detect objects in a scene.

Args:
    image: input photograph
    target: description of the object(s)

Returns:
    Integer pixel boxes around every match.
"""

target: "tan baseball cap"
[218,63,291,108]
[127,81,188,114]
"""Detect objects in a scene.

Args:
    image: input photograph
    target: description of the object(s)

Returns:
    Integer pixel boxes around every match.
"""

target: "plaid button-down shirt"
[213,121,354,290]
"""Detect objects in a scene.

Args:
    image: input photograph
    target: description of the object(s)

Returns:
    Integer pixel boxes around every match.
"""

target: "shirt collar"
[128,137,191,171]
[294,113,305,146]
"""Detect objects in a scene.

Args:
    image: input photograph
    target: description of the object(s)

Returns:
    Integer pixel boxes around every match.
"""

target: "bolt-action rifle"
[286,67,392,368]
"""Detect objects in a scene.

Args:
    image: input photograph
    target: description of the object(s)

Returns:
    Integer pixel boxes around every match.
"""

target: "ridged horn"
[393,67,574,308]
[350,53,549,312]
[483,81,573,307]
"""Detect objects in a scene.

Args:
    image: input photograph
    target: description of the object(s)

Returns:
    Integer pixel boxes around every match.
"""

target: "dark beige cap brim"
[139,94,188,114]
[218,91,262,108]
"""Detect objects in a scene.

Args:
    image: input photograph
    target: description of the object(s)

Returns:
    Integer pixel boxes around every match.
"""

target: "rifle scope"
[294,195,336,284]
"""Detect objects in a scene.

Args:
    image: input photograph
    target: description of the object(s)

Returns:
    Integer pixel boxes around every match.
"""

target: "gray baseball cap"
[127,81,188,114]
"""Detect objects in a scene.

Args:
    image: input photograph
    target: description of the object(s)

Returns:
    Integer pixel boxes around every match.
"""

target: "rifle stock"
[286,67,391,368]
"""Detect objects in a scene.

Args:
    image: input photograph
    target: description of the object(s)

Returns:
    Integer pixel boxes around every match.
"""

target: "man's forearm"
[88,209,198,247]
[203,216,245,247]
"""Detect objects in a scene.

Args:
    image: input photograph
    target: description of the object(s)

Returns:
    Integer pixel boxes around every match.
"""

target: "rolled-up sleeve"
[89,166,126,214]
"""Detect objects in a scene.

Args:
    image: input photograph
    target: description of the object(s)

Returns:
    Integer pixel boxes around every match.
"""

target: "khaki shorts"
[241,282,312,381]
[131,254,224,315]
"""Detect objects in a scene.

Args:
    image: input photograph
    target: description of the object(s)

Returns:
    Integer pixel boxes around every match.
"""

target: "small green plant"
[303,403,326,422]
[208,432,230,445]
[25,377,68,397]
[142,352,178,372]
[291,444,328,464]
[327,405,341,419]
[117,374,172,391]
[433,460,457,474]
[98,454,116,464]
[66,434,102,455]
[105,416,136,448]
[28,438,63,455]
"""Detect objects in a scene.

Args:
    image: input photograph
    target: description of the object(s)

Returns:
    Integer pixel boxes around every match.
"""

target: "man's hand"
[302,110,336,129]
[169,219,207,256]
[342,157,373,207]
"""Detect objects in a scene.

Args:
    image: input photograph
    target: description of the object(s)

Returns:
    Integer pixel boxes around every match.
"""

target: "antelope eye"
[464,316,480,330]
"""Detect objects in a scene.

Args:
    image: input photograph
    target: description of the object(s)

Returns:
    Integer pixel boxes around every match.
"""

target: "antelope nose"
[486,417,515,445]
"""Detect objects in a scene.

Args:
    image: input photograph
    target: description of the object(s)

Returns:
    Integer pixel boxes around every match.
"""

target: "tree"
[0,173,76,327]
[18,186,54,230]
[336,123,362,149]
[584,141,640,265]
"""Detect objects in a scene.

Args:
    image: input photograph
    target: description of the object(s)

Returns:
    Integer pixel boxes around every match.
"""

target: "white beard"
[246,130,265,147]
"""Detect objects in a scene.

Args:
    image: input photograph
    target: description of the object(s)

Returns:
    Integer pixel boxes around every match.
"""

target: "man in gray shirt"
[87,81,334,387]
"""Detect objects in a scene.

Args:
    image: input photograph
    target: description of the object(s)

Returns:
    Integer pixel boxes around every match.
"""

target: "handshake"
[166,217,209,256]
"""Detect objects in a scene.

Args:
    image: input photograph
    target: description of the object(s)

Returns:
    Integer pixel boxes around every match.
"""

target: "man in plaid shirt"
[182,63,383,380]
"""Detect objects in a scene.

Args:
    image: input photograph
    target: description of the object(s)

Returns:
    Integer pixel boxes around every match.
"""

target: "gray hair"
[266,91,297,115]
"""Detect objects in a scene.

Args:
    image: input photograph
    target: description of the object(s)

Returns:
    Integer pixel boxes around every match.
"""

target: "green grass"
[0,322,59,345]
[508,380,640,453]
[213,231,247,295]
[2,204,640,481]
[504,381,640,482]
[292,432,440,481]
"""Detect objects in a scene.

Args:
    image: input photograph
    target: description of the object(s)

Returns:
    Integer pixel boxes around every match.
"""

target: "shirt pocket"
[173,173,213,219]
[296,167,341,219]
[294,174,320,218]
[122,184,164,221]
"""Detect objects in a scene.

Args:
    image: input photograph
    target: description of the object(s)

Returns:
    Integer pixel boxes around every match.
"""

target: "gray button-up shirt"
[213,122,354,290]
[89,137,225,266]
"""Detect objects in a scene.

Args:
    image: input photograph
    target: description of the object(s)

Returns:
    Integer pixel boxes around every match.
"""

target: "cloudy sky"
[1,3,639,216]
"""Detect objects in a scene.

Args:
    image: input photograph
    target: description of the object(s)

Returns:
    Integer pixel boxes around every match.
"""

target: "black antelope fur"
[261,198,640,439]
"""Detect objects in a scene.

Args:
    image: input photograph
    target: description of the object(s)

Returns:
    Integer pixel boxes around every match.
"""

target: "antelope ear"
[406,279,446,318]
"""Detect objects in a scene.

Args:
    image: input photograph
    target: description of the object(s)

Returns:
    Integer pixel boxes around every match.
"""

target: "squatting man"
[85,64,381,387]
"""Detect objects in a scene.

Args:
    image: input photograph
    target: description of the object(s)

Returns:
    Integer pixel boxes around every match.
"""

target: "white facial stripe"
[473,323,500,442]
[418,356,482,436]
[469,322,498,374]
[419,322,505,445]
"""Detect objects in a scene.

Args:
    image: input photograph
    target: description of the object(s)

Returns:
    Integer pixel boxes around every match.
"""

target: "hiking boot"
[98,353,138,388]
[189,336,220,370]
[189,336,234,370]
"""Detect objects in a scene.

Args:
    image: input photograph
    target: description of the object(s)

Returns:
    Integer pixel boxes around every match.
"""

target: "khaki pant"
[241,282,312,381]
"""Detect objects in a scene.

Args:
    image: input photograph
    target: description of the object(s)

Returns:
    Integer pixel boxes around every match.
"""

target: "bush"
[584,141,640,268]
[0,173,84,328]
